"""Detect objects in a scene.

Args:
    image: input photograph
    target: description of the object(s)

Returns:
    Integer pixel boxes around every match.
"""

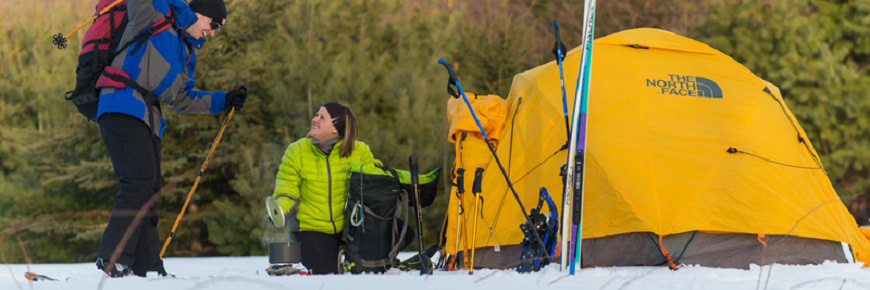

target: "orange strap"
[757,234,767,247]
[658,235,679,270]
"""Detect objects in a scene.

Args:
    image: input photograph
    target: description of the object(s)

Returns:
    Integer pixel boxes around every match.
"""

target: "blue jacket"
[97,0,227,138]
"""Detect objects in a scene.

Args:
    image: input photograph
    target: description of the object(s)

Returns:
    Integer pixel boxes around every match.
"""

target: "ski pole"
[453,168,466,270]
[52,0,125,50]
[552,21,571,139]
[437,59,548,263]
[469,168,483,274]
[409,154,432,275]
[160,86,246,258]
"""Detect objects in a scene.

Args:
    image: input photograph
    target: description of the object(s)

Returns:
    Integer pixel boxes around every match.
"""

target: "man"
[94,0,247,277]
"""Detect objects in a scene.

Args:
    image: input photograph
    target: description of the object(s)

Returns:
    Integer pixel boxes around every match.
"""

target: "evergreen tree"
[695,0,870,197]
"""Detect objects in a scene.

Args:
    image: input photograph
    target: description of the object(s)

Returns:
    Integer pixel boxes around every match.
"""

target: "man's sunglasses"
[210,21,222,32]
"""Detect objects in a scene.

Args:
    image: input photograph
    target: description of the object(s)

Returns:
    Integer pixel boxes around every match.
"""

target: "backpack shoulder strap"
[100,68,160,125]
[387,185,410,264]
[115,11,175,58]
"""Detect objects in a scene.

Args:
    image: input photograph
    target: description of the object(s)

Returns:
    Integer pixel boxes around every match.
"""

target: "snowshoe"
[396,244,439,272]
[96,258,133,278]
[266,264,309,276]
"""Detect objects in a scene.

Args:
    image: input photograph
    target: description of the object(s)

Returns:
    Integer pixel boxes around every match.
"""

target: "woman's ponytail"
[338,106,358,158]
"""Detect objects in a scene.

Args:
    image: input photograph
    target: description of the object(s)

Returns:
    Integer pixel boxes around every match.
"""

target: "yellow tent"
[441,28,870,269]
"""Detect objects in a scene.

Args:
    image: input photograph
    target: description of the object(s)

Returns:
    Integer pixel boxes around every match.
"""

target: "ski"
[560,0,597,274]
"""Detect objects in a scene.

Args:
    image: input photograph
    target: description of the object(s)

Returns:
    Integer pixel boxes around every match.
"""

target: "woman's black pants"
[296,231,342,274]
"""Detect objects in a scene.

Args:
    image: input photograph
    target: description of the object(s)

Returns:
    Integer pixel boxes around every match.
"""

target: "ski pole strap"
[443,70,460,99]
[551,21,567,60]
[438,59,491,142]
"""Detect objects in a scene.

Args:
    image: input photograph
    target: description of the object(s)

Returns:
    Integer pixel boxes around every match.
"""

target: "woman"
[272,102,380,274]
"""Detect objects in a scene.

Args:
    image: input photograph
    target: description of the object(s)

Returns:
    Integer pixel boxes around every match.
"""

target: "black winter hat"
[189,0,227,23]
[323,102,349,137]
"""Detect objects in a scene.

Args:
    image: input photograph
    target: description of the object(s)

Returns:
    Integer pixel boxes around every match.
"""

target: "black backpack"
[342,165,415,274]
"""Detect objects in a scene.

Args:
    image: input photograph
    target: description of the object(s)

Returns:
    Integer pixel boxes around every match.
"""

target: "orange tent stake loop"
[658,235,679,270]
[757,234,768,247]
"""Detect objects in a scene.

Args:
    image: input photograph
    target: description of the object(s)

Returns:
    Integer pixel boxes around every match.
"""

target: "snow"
[3,254,870,290]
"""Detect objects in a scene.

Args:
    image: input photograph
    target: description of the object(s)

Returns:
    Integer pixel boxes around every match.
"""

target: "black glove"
[226,86,248,111]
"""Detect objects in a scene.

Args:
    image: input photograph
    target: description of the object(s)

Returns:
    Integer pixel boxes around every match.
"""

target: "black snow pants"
[296,231,343,274]
[97,113,164,276]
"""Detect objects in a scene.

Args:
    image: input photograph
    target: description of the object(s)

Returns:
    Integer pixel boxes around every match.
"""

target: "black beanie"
[189,0,227,23]
[323,102,349,137]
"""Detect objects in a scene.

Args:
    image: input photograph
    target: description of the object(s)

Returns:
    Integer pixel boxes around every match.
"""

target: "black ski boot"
[96,258,133,278]
[133,265,173,278]
[155,265,172,277]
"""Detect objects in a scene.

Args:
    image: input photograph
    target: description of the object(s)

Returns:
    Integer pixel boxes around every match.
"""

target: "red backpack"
[65,0,128,121]
[65,0,176,121]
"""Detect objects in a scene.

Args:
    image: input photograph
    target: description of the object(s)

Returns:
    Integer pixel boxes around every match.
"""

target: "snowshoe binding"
[96,258,133,278]
[397,244,439,272]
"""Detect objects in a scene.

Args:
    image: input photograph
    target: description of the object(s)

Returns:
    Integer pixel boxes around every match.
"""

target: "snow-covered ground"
[3,254,870,290]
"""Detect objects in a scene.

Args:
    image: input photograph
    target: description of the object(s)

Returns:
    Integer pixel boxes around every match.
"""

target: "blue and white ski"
[559,0,596,275]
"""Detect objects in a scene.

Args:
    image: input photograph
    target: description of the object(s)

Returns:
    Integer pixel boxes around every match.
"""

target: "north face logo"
[646,74,723,99]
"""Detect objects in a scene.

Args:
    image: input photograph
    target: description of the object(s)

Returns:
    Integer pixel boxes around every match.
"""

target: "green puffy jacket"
[273,138,381,234]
